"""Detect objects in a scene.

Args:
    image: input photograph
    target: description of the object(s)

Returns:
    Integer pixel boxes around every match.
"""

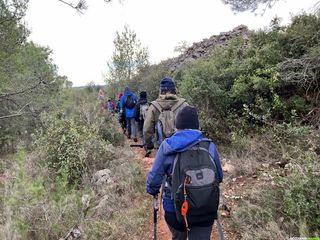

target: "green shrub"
[279,151,320,236]
[37,111,115,184]
[3,150,85,240]
[231,125,320,238]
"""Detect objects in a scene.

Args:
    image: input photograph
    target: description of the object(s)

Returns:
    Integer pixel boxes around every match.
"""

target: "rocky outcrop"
[168,25,250,72]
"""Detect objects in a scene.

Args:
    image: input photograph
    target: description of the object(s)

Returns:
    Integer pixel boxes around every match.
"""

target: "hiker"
[115,93,122,113]
[134,91,149,139]
[106,99,115,113]
[117,93,126,133]
[143,77,188,155]
[98,88,105,107]
[120,87,138,141]
[147,106,223,240]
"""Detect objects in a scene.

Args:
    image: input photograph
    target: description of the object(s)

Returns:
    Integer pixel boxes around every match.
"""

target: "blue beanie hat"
[124,86,130,95]
[160,77,176,92]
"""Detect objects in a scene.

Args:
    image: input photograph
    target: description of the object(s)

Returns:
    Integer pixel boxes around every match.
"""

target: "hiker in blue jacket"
[120,87,138,141]
[147,106,223,240]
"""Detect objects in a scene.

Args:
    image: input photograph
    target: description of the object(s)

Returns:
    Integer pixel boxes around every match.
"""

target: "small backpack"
[107,101,113,111]
[151,99,185,144]
[140,103,149,121]
[125,95,136,109]
[171,141,220,226]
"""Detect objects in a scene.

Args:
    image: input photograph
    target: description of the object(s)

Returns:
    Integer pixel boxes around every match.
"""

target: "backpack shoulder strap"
[171,98,186,112]
[124,95,129,106]
[172,153,180,175]
[198,140,219,170]
[198,140,211,151]
[151,101,163,113]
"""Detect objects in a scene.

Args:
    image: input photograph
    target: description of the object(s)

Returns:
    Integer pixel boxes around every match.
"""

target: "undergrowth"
[227,123,320,238]
[0,96,147,239]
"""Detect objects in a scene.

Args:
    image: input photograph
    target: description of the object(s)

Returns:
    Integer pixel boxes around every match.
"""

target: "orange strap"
[181,177,190,232]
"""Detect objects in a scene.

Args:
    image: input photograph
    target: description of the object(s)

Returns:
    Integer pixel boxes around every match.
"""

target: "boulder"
[222,163,236,174]
[92,169,114,195]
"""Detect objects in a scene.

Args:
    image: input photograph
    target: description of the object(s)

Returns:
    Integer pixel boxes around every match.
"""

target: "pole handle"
[153,196,158,211]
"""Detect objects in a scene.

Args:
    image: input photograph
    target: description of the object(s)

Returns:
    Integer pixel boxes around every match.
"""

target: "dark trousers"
[168,225,213,240]
[127,118,136,138]
[165,212,213,240]
[138,120,144,138]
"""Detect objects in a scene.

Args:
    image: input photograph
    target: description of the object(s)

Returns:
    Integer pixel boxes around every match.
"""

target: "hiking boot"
[134,138,138,142]
[127,135,131,139]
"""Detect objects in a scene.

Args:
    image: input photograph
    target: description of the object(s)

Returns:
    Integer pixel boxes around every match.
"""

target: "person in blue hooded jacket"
[120,87,138,141]
[147,106,223,240]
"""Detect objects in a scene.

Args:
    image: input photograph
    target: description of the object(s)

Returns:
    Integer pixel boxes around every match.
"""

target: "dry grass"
[80,148,149,239]
[0,140,149,240]
[222,135,282,178]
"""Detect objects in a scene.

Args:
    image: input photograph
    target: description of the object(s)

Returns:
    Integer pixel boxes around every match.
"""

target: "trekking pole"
[153,195,158,240]
[129,144,144,148]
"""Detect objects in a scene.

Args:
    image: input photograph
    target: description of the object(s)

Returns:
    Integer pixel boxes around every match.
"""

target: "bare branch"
[56,0,114,13]
[222,0,279,13]
[0,79,44,100]
[0,102,30,119]
[56,0,87,13]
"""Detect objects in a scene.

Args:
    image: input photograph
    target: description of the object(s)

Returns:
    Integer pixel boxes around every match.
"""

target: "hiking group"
[98,89,116,114]
[114,77,224,240]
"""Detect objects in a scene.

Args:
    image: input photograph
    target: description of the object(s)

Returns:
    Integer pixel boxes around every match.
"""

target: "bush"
[279,151,320,235]
[2,150,85,240]
[36,110,115,185]
[233,152,320,238]
[2,107,146,239]
[231,125,320,238]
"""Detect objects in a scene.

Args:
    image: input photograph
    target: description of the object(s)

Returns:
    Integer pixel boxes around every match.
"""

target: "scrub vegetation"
[0,0,319,239]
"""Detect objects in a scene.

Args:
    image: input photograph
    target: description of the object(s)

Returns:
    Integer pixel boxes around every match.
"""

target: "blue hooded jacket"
[120,87,138,119]
[146,129,223,212]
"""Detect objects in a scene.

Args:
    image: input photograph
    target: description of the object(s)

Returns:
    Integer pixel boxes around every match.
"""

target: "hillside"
[0,1,319,239]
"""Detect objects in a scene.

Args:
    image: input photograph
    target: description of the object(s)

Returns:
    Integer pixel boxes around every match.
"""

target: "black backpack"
[171,141,220,226]
[125,95,136,109]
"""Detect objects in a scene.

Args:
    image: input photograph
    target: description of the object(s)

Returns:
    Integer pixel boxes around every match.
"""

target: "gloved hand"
[145,148,152,157]
[146,143,154,150]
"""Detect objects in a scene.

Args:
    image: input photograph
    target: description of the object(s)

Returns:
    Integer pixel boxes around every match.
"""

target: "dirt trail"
[128,138,238,240]
[129,139,171,240]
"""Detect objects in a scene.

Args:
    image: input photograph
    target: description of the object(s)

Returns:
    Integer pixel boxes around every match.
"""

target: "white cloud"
[25,0,317,86]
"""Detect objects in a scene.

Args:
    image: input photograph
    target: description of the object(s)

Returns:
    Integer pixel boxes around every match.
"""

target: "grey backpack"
[171,141,220,225]
[151,99,185,144]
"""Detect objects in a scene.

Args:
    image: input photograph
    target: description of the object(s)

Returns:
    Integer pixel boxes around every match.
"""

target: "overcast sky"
[25,0,317,87]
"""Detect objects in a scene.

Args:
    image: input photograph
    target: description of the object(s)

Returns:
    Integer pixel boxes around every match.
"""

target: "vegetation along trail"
[1,0,319,239]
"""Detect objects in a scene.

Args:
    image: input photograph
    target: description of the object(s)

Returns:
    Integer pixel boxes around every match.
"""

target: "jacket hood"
[161,129,204,155]
[158,93,178,101]
[124,90,133,96]
[124,87,132,96]
[154,94,183,110]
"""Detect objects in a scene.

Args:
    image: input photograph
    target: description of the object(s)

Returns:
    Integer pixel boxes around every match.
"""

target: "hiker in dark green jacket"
[143,78,188,156]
